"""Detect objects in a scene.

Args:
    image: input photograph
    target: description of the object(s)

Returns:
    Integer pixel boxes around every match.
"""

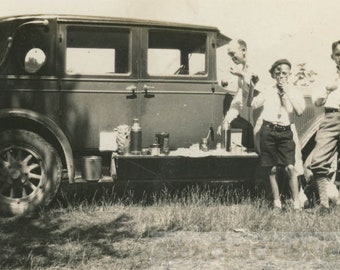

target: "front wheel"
[0,129,62,216]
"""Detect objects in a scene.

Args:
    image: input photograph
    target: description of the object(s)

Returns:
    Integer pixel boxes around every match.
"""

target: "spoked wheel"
[0,129,62,216]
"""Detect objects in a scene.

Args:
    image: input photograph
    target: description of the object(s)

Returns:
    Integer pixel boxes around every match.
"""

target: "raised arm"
[284,88,306,116]
[313,85,337,107]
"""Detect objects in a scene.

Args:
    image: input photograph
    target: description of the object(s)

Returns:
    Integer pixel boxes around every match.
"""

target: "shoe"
[327,182,340,205]
[293,200,302,211]
[332,195,340,206]
[273,199,282,209]
[298,188,308,208]
[317,205,331,215]
[335,196,340,206]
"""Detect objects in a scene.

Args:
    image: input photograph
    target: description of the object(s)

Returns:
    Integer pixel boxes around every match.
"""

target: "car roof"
[0,14,231,47]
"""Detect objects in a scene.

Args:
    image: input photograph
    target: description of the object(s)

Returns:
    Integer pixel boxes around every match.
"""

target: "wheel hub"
[9,168,22,181]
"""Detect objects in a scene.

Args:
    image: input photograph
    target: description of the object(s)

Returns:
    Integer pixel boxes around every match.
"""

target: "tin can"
[151,143,160,156]
[155,132,170,155]
[216,142,222,150]
[81,156,102,181]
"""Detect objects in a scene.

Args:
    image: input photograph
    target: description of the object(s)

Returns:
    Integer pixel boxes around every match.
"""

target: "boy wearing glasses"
[309,40,340,209]
[251,59,305,209]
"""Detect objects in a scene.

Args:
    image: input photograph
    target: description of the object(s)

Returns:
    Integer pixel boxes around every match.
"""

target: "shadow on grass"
[0,181,255,269]
[0,178,326,269]
[0,211,136,268]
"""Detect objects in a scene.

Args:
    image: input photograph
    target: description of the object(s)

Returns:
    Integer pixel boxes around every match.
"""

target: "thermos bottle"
[222,128,231,151]
[130,118,142,155]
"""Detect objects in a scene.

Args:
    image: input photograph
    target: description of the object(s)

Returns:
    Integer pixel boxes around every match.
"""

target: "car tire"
[0,129,62,216]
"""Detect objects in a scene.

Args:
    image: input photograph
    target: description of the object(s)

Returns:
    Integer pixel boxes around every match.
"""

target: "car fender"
[0,108,74,183]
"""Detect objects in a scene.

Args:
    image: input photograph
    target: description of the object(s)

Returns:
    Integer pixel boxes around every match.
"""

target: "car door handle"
[126,85,137,99]
[126,85,137,91]
[143,84,155,98]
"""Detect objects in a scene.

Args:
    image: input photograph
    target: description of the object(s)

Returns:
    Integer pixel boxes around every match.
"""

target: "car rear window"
[147,29,207,77]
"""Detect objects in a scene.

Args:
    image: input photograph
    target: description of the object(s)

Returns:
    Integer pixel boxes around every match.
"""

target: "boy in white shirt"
[251,59,305,210]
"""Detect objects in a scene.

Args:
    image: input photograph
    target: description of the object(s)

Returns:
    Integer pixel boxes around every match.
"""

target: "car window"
[147,30,207,76]
[66,26,130,75]
[4,25,51,75]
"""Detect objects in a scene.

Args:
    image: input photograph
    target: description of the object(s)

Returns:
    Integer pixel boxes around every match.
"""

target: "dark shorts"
[260,121,295,167]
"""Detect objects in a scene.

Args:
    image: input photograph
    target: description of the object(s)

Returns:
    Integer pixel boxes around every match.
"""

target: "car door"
[139,27,217,149]
[58,22,140,151]
[0,18,60,122]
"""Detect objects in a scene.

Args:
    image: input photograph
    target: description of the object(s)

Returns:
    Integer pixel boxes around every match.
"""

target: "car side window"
[66,26,130,75]
[4,25,50,75]
[147,30,207,76]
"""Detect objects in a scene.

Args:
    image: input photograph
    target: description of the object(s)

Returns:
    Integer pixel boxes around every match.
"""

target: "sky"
[0,0,339,85]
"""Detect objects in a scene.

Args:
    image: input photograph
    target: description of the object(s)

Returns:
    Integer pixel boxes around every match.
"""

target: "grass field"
[1,182,340,269]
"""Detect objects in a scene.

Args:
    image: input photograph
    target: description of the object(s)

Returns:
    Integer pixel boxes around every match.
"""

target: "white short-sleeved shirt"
[224,66,264,126]
[251,84,305,126]
[312,70,340,108]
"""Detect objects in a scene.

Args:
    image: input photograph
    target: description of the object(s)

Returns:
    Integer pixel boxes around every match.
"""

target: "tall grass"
[54,183,340,234]
[1,183,340,269]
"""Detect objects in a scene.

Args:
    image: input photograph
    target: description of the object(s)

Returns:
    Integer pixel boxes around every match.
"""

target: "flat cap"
[269,59,291,75]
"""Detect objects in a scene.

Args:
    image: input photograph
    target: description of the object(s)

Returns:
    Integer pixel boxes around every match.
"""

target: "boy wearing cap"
[251,59,305,210]
[309,40,340,209]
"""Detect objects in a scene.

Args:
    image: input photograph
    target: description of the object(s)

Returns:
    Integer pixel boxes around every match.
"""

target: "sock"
[317,178,329,208]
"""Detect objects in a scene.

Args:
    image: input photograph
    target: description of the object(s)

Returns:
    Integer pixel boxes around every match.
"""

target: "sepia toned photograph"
[0,0,340,269]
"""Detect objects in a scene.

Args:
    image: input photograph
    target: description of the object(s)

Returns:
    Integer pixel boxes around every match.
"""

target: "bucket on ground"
[81,156,102,181]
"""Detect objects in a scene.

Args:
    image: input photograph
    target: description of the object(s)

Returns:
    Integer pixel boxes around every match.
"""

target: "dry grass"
[1,183,340,269]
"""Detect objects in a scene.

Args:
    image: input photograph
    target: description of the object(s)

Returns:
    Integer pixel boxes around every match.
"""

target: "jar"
[155,132,170,155]
[201,138,209,152]
[151,143,160,156]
